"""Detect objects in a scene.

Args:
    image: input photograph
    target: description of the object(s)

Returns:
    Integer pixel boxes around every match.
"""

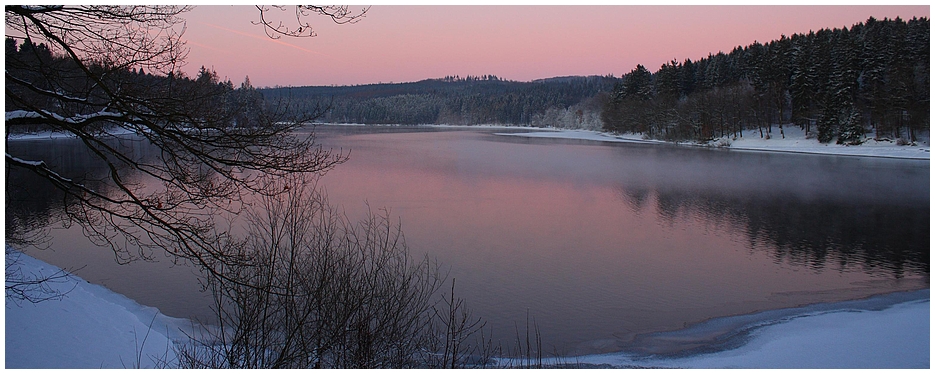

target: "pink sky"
[181,5,930,88]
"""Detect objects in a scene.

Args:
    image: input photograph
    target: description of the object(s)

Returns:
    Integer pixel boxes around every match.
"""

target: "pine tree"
[622,64,653,101]
[679,58,696,97]
[837,104,865,145]
[905,17,930,141]
[816,98,838,143]
[790,32,818,134]
[654,60,681,103]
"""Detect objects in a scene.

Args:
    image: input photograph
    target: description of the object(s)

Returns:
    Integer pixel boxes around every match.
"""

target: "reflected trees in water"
[618,184,929,277]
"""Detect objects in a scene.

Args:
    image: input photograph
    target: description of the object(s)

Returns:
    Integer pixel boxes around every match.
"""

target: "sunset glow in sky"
[181,5,930,87]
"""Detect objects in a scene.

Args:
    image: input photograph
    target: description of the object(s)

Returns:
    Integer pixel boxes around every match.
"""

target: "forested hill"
[267,16,928,144]
[259,75,615,128]
[603,16,929,144]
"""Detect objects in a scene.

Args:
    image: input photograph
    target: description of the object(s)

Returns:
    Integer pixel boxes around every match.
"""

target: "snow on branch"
[5,153,90,195]
[6,109,128,127]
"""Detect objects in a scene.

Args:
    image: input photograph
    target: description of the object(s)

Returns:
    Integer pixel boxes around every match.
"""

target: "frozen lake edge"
[5,249,929,368]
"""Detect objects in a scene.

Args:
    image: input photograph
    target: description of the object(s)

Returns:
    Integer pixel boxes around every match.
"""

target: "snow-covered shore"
[572,290,930,369]
[5,250,929,369]
[495,126,931,160]
[14,123,927,160]
[5,250,195,369]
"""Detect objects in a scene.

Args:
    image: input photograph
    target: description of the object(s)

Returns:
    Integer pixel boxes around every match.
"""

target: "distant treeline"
[602,16,929,144]
[6,37,267,134]
[260,75,615,130]
[12,16,926,145]
[264,17,928,144]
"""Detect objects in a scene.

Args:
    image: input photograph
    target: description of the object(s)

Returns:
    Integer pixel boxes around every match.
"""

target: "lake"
[7,125,930,356]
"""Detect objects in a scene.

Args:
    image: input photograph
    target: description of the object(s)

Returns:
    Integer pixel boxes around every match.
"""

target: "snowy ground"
[5,250,196,369]
[570,291,930,369]
[5,250,929,369]
[495,126,931,160]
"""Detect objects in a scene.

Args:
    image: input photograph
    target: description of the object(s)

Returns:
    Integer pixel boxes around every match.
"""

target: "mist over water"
[8,126,929,356]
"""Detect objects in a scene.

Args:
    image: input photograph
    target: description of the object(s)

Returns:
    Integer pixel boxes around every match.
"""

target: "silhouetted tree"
[5,5,347,282]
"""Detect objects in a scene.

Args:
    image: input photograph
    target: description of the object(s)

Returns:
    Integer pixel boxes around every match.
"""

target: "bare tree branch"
[5,5,348,285]
[254,5,369,39]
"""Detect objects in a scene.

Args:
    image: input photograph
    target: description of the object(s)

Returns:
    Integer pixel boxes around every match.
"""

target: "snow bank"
[667,297,930,369]
[496,127,931,160]
[571,290,930,369]
[4,250,929,369]
[5,250,194,369]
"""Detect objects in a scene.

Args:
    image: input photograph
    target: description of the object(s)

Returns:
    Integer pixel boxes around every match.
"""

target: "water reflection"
[619,185,929,277]
[6,135,215,320]
[6,136,149,246]
[6,126,930,356]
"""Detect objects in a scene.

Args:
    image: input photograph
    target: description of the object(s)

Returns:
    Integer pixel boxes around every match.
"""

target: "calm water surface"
[8,126,929,355]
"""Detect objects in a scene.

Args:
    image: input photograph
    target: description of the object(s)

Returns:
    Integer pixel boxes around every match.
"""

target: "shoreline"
[492,128,931,160]
[562,276,930,358]
[570,289,929,369]
[601,288,930,358]
[11,123,930,160]
[6,249,928,368]
[7,124,930,368]
[307,123,931,160]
